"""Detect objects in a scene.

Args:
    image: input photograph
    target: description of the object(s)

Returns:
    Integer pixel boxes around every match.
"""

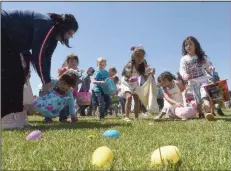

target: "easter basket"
[204,79,230,102]
[31,89,70,118]
[75,92,92,106]
[101,78,117,95]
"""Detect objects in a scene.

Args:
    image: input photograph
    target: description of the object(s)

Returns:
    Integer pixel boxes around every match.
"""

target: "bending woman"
[1,10,78,129]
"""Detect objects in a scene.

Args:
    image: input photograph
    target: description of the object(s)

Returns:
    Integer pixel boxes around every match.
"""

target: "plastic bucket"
[217,80,230,101]
[204,79,230,101]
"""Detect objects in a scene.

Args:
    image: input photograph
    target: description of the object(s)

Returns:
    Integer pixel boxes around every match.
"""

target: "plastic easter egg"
[26,130,42,141]
[151,146,181,165]
[103,129,119,138]
[92,146,113,167]
[88,135,96,139]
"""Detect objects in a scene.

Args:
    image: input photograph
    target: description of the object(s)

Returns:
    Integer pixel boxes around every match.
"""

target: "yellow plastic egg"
[151,146,181,165]
[92,146,113,167]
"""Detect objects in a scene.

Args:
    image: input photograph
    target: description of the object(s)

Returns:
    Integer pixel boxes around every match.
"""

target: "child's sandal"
[205,113,215,121]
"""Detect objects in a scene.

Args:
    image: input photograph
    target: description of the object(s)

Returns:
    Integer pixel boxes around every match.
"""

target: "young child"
[121,45,151,121]
[154,71,185,119]
[44,54,81,123]
[156,79,164,112]
[78,67,95,116]
[58,53,79,76]
[32,69,78,123]
[117,83,126,115]
[92,57,111,120]
[179,36,215,121]
[108,76,120,115]
[109,67,117,79]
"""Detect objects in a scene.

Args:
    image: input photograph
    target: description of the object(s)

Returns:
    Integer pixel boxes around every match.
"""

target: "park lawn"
[2,109,231,171]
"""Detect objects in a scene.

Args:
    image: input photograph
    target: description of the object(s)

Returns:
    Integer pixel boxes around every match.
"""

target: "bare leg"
[133,94,140,118]
[125,92,132,119]
[197,104,205,118]
[203,98,215,121]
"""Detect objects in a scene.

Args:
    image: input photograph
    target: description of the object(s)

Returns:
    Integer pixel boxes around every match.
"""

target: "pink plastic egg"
[26,130,42,141]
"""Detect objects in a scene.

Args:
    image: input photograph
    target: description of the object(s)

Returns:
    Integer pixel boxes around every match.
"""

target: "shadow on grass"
[215,117,231,122]
[4,120,133,132]
[142,118,199,122]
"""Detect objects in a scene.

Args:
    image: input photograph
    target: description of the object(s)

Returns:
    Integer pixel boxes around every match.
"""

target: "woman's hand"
[40,82,52,96]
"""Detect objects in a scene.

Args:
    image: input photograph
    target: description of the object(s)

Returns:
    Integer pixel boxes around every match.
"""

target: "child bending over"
[155,71,185,119]
[39,69,78,123]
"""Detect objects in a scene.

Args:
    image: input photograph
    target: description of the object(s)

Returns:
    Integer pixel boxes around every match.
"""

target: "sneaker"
[59,119,71,123]
[205,113,215,121]
[154,113,165,120]
[21,111,32,127]
[163,115,171,119]
[123,117,131,122]
[1,112,25,130]
[44,117,53,124]
[142,112,149,117]
[98,118,104,121]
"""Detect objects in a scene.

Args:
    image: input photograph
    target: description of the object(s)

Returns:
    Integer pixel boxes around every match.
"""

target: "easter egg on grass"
[92,146,113,167]
[151,146,181,165]
[103,129,119,138]
[26,130,42,141]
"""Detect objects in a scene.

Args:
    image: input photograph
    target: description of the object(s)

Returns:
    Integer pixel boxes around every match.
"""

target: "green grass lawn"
[2,109,231,171]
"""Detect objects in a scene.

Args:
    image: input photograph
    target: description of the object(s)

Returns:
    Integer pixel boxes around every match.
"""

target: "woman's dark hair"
[59,70,79,88]
[159,71,176,82]
[182,36,207,64]
[48,13,78,48]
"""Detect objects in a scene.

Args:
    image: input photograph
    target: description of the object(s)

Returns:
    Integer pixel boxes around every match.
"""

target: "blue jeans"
[44,106,69,122]
[92,92,111,119]
[118,96,125,114]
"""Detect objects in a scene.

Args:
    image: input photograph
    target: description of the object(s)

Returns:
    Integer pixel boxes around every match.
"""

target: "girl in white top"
[155,71,185,119]
[179,36,215,121]
[121,45,154,121]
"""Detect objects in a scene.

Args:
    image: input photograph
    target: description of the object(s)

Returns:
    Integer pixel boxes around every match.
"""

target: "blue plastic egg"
[103,129,119,138]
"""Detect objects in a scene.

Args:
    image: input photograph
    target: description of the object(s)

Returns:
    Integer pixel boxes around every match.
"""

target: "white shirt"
[179,55,213,86]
